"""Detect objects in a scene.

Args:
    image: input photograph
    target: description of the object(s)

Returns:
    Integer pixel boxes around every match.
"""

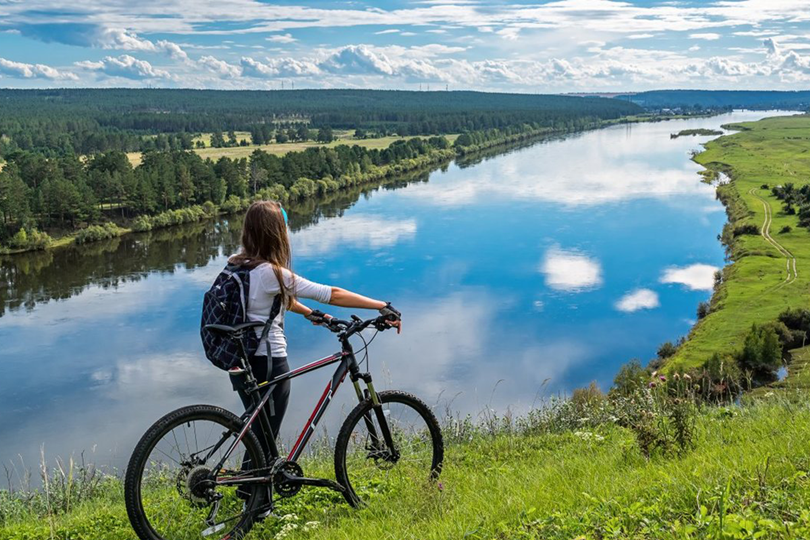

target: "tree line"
[0,89,641,157]
[0,133,456,248]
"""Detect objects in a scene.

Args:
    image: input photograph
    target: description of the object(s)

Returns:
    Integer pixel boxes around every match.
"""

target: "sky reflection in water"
[0,110,791,472]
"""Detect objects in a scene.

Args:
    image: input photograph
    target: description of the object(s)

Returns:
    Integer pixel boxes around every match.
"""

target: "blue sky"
[0,0,809,91]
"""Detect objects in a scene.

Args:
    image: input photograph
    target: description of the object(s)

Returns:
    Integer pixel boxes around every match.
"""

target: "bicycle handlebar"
[321,314,396,337]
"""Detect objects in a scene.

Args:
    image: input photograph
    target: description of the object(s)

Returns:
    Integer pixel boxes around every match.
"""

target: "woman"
[228,200,401,444]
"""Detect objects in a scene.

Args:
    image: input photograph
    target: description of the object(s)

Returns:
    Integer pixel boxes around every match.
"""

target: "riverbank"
[668,114,810,372]
[2,391,810,539]
[0,112,718,257]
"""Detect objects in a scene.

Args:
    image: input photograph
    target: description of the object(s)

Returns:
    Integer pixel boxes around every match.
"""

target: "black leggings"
[235,355,291,456]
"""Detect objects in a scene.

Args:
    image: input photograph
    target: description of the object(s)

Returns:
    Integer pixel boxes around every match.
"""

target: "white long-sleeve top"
[247,263,332,357]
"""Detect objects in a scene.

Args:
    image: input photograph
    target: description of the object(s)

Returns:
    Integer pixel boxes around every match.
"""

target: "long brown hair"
[229,200,295,309]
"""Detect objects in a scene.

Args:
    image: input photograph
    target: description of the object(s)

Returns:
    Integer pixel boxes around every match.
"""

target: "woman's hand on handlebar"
[378,303,402,334]
[305,309,333,326]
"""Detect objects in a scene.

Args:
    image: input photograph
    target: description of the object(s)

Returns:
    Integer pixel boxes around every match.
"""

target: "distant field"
[126,132,459,166]
[671,114,810,369]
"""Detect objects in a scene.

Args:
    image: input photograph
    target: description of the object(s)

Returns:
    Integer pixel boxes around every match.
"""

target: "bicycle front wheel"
[334,390,443,507]
[124,405,267,540]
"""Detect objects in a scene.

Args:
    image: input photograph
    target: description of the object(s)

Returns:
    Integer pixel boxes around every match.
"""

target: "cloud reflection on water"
[615,288,660,313]
[539,247,603,292]
[660,263,719,291]
[291,215,417,257]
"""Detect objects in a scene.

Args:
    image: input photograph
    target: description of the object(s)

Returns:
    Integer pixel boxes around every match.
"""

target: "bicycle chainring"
[272,460,304,498]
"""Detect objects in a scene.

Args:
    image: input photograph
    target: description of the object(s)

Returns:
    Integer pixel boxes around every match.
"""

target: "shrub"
[732,223,759,237]
[736,323,782,384]
[220,195,247,214]
[657,341,678,359]
[74,223,121,245]
[571,382,605,410]
[611,359,647,397]
[256,184,289,203]
[202,201,218,217]
[132,215,153,232]
[760,183,770,190]
[7,228,52,250]
[615,374,699,457]
[696,301,711,320]
[780,225,792,234]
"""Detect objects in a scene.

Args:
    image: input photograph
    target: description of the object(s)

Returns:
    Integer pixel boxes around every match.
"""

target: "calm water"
[0,110,790,473]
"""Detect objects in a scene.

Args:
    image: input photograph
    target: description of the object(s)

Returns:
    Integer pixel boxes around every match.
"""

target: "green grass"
[670,114,810,370]
[5,392,810,539]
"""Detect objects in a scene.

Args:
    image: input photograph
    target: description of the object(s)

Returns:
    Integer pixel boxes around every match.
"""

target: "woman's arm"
[289,299,314,317]
[327,287,386,310]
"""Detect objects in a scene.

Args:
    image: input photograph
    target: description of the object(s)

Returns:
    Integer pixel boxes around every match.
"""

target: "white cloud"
[540,247,603,293]
[96,29,190,63]
[0,57,77,80]
[267,33,297,43]
[199,55,241,78]
[5,1,810,89]
[157,40,191,63]
[240,56,321,78]
[76,54,171,80]
[615,289,660,313]
[690,33,721,40]
[660,264,719,291]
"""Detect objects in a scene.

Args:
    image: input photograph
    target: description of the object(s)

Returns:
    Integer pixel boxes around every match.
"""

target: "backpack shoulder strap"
[258,295,283,346]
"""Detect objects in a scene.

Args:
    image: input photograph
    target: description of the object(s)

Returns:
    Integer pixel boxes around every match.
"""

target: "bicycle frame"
[207,335,389,486]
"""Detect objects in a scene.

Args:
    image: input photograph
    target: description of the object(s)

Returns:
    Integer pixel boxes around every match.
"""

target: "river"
[0,110,791,475]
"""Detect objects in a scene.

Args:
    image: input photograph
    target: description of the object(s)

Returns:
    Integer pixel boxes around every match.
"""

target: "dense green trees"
[0,135,457,247]
[0,89,641,158]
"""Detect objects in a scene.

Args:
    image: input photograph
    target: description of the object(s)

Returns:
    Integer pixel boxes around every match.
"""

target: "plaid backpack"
[200,264,281,370]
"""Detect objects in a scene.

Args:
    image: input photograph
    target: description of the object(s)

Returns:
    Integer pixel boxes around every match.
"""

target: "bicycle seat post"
[231,332,258,388]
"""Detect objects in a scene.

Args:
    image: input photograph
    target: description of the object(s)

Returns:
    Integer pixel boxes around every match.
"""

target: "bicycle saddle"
[204,321,265,335]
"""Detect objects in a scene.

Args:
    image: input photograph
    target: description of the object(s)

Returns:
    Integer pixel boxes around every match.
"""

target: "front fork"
[351,372,397,460]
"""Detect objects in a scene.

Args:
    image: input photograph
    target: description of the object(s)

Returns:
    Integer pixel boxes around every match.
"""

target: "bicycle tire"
[124,404,267,540]
[334,390,443,507]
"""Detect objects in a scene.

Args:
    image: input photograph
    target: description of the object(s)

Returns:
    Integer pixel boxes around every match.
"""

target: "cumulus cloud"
[266,33,297,44]
[321,45,396,75]
[199,55,241,78]
[660,264,719,291]
[615,289,660,313]
[7,2,810,89]
[76,54,171,80]
[540,247,603,293]
[0,57,77,80]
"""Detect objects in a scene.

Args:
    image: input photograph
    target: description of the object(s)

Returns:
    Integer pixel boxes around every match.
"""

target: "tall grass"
[3,377,810,539]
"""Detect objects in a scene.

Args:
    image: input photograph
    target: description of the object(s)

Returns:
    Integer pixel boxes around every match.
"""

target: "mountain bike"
[124,314,444,540]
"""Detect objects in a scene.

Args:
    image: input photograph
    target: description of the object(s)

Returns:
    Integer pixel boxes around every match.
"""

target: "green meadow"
[4,393,810,540]
[671,114,810,370]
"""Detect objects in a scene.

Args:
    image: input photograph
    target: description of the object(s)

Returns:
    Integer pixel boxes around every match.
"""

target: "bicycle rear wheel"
[334,390,443,507]
[124,405,267,540]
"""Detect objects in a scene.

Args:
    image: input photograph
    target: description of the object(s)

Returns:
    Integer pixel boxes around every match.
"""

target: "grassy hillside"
[670,115,810,370]
[3,392,810,539]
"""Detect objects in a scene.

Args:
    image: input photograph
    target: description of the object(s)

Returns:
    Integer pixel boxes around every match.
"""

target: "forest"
[0,89,641,251]
[619,89,810,111]
[0,89,641,156]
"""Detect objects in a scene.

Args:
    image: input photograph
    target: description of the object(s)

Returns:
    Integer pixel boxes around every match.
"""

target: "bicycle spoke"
[341,396,439,505]
[136,417,260,540]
